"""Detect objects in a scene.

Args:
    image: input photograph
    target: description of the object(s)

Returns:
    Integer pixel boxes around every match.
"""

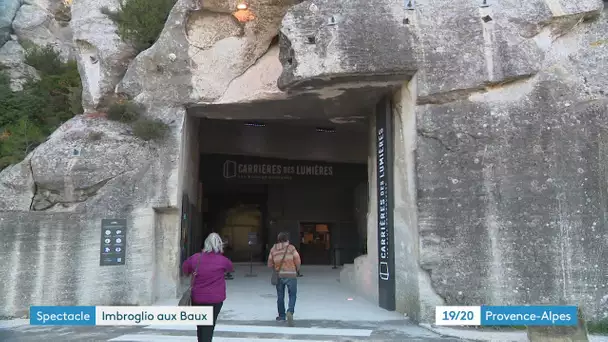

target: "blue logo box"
[30,306,96,326]
[481,305,578,326]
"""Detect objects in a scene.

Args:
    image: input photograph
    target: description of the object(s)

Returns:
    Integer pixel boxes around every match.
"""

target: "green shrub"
[24,44,64,76]
[132,118,169,141]
[588,318,608,335]
[105,100,168,141]
[0,45,82,170]
[106,101,142,123]
[101,0,176,52]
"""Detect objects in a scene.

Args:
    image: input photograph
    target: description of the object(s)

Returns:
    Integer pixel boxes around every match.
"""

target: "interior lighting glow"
[244,122,265,127]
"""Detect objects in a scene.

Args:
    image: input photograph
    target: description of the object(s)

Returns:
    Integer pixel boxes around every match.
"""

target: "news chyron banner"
[435,305,578,326]
[30,306,213,326]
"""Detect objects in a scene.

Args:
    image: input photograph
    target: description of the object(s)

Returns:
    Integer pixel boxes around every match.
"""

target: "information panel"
[100,219,127,266]
[248,232,258,246]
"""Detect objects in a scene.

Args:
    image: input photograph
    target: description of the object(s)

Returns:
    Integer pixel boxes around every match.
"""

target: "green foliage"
[0,44,82,170]
[23,44,64,75]
[101,0,176,52]
[105,100,169,141]
[131,118,169,141]
[106,101,142,123]
[588,318,608,335]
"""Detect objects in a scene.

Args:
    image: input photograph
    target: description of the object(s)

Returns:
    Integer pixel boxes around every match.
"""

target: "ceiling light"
[233,3,254,23]
[316,127,336,133]
[244,121,265,127]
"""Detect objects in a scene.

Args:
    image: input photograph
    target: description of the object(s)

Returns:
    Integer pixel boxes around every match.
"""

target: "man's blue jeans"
[276,277,297,319]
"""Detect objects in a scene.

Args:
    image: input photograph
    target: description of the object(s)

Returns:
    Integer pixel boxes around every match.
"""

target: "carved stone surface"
[70,0,137,112]
[0,40,40,91]
[12,1,74,61]
[118,0,294,106]
[0,0,21,47]
[278,0,417,90]
[414,7,608,321]
[1,0,607,326]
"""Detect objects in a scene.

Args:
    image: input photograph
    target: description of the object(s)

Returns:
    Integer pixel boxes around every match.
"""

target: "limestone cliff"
[0,0,606,326]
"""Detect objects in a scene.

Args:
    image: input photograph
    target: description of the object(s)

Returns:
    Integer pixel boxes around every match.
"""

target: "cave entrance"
[177,85,397,284]
[184,116,371,267]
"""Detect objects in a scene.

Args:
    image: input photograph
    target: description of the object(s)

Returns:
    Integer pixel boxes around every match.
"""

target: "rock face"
[0,113,183,317]
[1,0,607,327]
[28,116,171,211]
[0,157,35,211]
[0,0,299,317]
[323,0,607,323]
[0,40,40,90]
[278,0,417,90]
[70,0,137,112]
[404,0,607,322]
[0,0,76,89]
[0,0,21,47]
[118,0,294,107]
[11,0,75,60]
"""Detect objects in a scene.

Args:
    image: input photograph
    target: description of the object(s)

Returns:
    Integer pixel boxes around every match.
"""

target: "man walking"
[268,232,301,327]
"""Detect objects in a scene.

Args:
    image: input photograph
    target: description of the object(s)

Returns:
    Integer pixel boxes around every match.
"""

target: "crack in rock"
[31,170,132,211]
[417,130,455,152]
[28,150,38,211]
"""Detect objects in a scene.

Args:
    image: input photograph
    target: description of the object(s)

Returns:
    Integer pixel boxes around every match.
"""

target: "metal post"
[245,245,257,277]
[332,248,338,269]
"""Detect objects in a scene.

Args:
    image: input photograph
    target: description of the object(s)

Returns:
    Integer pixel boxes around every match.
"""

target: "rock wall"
[340,112,380,305]
[0,0,301,317]
[0,0,21,47]
[328,0,607,323]
[411,0,607,322]
[12,0,74,60]
[0,0,73,90]
[278,0,417,90]
[70,0,137,112]
[118,0,293,107]
[2,0,608,324]
[0,113,184,317]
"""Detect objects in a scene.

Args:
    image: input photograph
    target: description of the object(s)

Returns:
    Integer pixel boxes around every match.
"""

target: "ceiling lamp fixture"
[234,2,255,22]
[244,121,265,127]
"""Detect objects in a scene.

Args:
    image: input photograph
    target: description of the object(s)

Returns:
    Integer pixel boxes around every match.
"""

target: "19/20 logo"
[435,306,481,326]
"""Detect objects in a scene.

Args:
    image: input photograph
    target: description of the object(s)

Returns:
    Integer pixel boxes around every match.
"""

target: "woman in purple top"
[182,232,234,342]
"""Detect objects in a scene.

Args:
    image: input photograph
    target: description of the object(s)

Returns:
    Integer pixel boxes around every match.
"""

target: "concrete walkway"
[0,264,464,341]
[211,263,402,321]
[1,265,605,341]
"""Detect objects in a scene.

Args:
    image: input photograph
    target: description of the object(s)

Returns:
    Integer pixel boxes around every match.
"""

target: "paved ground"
[0,265,469,341]
[0,318,468,341]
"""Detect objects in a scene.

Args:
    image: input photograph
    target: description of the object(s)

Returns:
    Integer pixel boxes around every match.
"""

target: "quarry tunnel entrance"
[178,86,395,274]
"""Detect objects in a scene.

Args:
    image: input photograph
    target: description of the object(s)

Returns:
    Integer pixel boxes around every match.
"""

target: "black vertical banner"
[376,97,396,311]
